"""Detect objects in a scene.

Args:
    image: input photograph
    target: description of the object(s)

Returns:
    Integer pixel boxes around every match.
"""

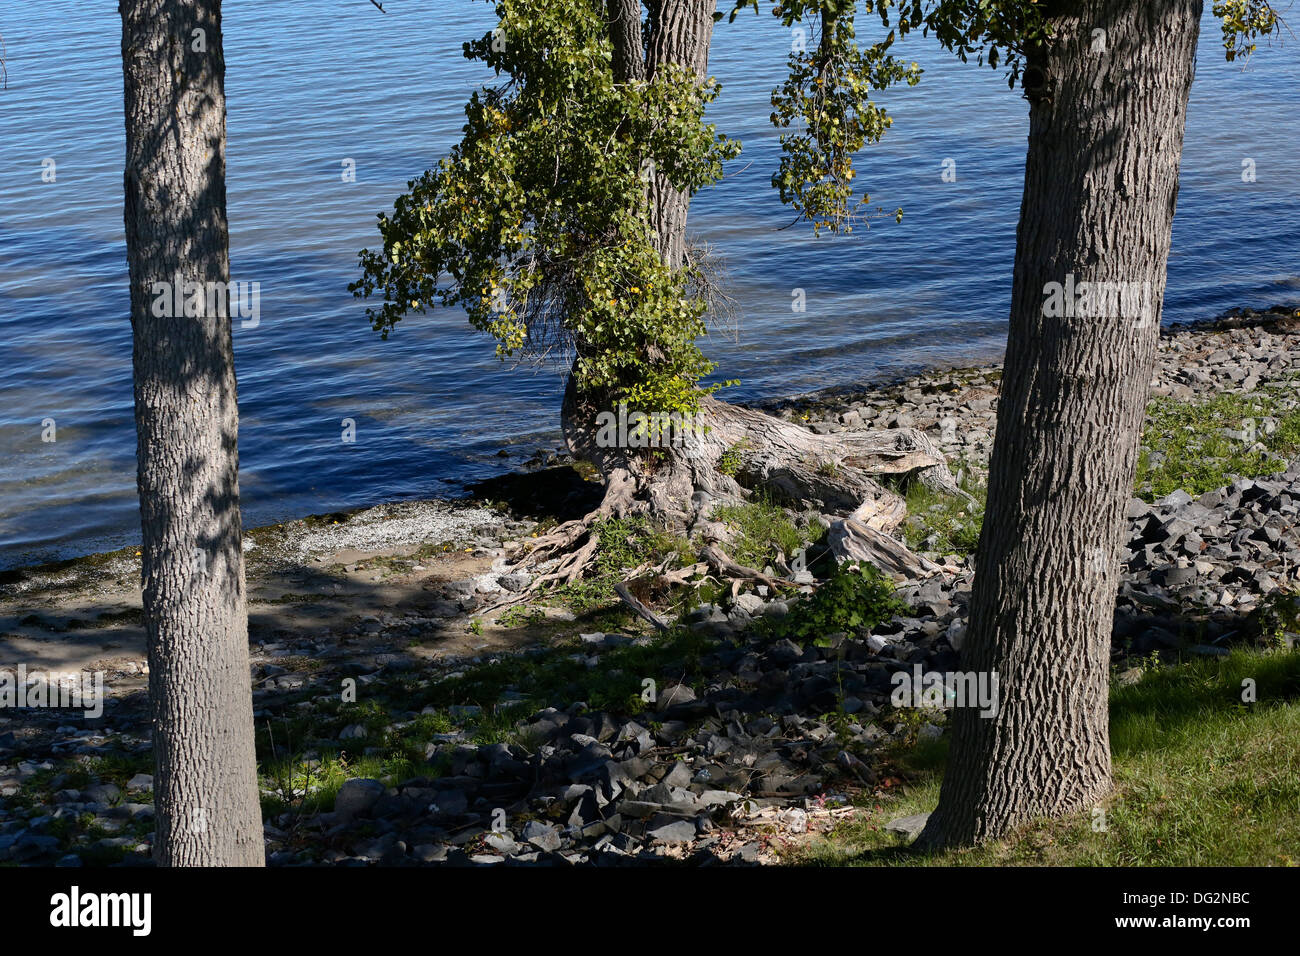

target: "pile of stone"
[262,605,967,866]
[767,304,1300,483]
[1115,469,1300,655]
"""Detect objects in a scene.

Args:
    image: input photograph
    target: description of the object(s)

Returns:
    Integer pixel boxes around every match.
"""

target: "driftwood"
[613,582,670,632]
[827,517,943,579]
[489,382,968,604]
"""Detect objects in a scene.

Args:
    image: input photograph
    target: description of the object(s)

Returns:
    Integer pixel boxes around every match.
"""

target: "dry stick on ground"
[613,582,670,632]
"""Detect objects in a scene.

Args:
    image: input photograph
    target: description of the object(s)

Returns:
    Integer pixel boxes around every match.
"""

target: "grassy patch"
[784,648,1300,866]
[901,472,985,558]
[710,497,818,570]
[552,516,694,614]
[1136,390,1300,501]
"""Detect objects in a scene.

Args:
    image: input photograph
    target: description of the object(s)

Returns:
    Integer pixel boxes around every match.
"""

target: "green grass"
[1136,389,1300,501]
[901,471,986,557]
[552,515,694,614]
[259,750,426,818]
[784,648,1300,866]
[710,497,817,570]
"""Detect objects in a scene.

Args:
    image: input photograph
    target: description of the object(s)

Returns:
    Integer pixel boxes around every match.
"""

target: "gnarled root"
[487,386,963,613]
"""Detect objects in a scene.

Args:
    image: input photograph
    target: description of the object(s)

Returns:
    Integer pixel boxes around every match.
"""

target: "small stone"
[412,844,448,863]
[334,778,387,819]
[884,812,930,841]
[648,820,696,844]
[81,783,121,806]
[658,683,696,708]
[522,820,562,852]
[485,832,517,854]
[498,572,533,591]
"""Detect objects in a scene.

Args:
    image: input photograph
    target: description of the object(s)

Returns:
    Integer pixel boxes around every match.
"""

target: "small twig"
[614,582,670,632]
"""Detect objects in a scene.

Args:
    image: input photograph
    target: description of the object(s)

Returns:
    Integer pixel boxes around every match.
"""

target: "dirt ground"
[0,499,558,694]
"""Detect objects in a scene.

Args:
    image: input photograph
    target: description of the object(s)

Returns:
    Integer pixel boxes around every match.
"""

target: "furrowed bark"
[920,0,1203,849]
[645,0,716,269]
[607,0,646,83]
[121,0,264,866]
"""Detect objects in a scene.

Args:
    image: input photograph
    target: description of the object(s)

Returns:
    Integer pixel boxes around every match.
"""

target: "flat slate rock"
[884,812,931,841]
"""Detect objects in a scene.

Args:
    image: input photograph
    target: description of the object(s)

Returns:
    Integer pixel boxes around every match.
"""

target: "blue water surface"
[0,1,1296,568]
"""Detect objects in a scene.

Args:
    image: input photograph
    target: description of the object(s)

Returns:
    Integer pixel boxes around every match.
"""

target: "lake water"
[1,1,1297,569]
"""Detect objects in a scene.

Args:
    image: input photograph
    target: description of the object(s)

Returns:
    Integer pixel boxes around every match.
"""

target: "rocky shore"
[2,304,1299,867]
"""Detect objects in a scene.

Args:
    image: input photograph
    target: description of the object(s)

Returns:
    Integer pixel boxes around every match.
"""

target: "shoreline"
[3,302,1298,591]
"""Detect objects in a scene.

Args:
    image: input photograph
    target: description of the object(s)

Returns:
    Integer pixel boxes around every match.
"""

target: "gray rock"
[485,832,518,854]
[522,820,562,852]
[658,683,696,708]
[697,789,745,807]
[334,778,387,819]
[81,783,121,806]
[412,843,449,863]
[648,820,696,844]
[884,812,930,841]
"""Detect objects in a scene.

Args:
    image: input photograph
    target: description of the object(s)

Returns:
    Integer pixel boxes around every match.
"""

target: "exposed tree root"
[483,386,965,616]
[701,544,794,592]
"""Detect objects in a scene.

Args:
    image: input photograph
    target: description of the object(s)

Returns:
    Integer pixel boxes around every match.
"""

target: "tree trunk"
[121,0,264,866]
[606,0,647,84]
[645,0,716,269]
[920,0,1203,848]
[512,1,965,595]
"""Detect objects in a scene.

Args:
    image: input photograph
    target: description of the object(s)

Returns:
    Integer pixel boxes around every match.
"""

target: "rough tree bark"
[121,0,264,866]
[644,0,716,269]
[919,0,1203,848]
